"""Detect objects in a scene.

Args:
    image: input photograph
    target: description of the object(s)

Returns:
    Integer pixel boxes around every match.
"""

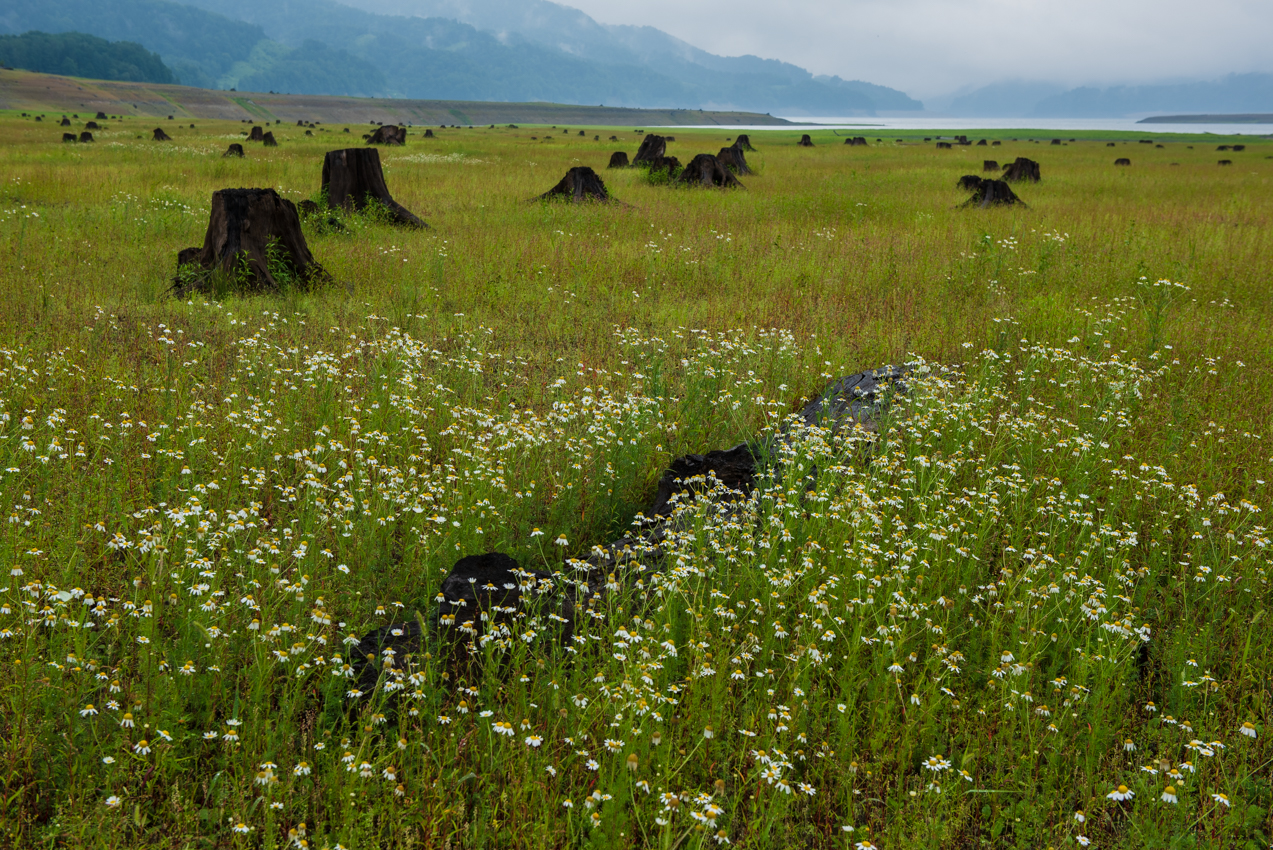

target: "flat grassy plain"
[0,114,1271,849]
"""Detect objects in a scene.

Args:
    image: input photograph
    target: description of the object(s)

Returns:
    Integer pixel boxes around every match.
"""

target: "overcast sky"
[564,0,1273,98]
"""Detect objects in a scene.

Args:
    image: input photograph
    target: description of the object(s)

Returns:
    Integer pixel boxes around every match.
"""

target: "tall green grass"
[0,117,1269,848]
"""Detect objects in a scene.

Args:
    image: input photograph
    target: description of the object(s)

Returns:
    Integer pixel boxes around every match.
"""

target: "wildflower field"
[0,114,1271,849]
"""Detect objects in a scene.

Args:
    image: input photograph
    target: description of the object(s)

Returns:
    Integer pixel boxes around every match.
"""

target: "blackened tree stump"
[249,126,264,141]
[844,136,867,146]
[367,125,407,145]
[1115,158,1131,166]
[957,174,984,191]
[936,142,952,149]
[1001,157,1040,182]
[423,129,434,138]
[262,132,278,147]
[734,134,755,150]
[1219,160,1232,166]
[608,151,630,168]
[983,160,999,171]
[95,111,107,120]
[716,145,752,175]
[677,154,743,188]
[536,166,613,202]
[322,148,426,228]
[646,155,682,175]
[960,178,1023,208]
[224,143,245,158]
[798,134,814,146]
[173,188,329,295]
[85,121,100,130]
[633,134,667,165]
[79,132,94,143]
[60,117,71,127]
[977,139,988,146]
[153,127,171,141]
[62,133,77,143]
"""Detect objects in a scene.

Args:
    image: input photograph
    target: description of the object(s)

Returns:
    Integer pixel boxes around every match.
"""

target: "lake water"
[669,116,1273,137]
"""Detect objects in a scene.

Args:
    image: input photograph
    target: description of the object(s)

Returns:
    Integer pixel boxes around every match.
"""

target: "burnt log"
[224,143,245,158]
[717,145,751,175]
[734,134,755,150]
[262,132,277,147]
[1115,158,1131,166]
[322,148,426,228]
[79,131,94,143]
[153,127,171,141]
[95,111,107,120]
[249,126,264,142]
[62,132,77,143]
[633,134,668,165]
[1001,157,1041,182]
[536,166,613,203]
[983,160,999,172]
[367,124,407,145]
[172,188,329,295]
[608,151,630,168]
[677,154,743,188]
[798,134,814,146]
[961,178,1023,208]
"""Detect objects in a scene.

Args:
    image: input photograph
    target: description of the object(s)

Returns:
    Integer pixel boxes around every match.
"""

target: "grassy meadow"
[0,113,1271,849]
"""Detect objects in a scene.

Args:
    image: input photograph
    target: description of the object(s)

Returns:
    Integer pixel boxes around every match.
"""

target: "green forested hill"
[0,30,174,84]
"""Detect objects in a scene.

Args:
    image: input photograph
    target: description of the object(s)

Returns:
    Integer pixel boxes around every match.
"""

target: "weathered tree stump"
[62,132,77,143]
[983,160,999,171]
[677,154,743,188]
[60,117,70,127]
[734,134,755,150]
[716,145,752,175]
[1114,158,1131,166]
[224,143,245,158]
[798,134,814,146]
[262,132,277,147]
[844,136,867,146]
[1216,145,1232,151]
[536,166,613,202]
[609,135,619,141]
[977,139,988,146]
[1001,157,1041,182]
[249,126,264,142]
[1218,160,1232,166]
[173,188,330,295]
[79,131,94,143]
[957,174,984,191]
[633,134,668,165]
[936,142,952,149]
[646,155,682,175]
[367,124,406,145]
[321,148,426,228]
[153,127,171,141]
[1107,142,1116,147]
[95,111,107,120]
[423,129,434,138]
[1051,139,1061,145]
[608,151,630,168]
[85,121,100,130]
[960,178,1023,208]
[1232,144,1246,152]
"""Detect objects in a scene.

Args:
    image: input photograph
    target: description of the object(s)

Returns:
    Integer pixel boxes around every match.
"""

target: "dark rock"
[633,134,667,165]
[172,188,330,295]
[983,160,999,172]
[608,151,630,168]
[152,127,171,141]
[798,134,814,146]
[961,177,1023,208]
[322,147,426,228]
[676,154,743,188]
[367,124,407,145]
[716,145,751,175]
[1001,157,1041,182]
[536,166,613,202]
[1115,158,1131,166]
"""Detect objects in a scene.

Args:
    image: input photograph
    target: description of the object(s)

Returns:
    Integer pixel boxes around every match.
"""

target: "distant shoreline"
[0,69,793,126]
[1138,113,1273,124]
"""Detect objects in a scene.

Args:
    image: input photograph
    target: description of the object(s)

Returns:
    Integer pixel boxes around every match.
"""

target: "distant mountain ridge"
[0,0,922,114]
[939,74,1273,118]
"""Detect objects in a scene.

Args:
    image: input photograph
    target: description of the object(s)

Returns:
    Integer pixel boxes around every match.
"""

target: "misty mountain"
[1031,74,1273,118]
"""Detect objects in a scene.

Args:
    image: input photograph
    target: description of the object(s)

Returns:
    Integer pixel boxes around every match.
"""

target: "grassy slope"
[0,116,1270,848]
